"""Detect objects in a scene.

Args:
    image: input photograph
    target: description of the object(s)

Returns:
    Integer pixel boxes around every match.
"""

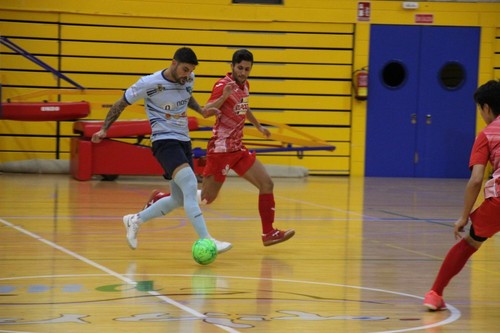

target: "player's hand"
[223,81,238,97]
[91,129,107,143]
[453,217,469,240]
[201,107,220,118]
[258,125,271,138]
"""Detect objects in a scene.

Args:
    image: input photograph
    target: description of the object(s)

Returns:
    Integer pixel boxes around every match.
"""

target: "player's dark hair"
[474,79,500,116]
[173,47,198,65]
[232,49,253,65]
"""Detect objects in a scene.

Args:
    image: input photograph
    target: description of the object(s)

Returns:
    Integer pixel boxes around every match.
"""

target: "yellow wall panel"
[61,12,354,33]
[0,21,58,38]
[60,58,352,81]
[0,120,58,135]
[2,54,59,71]
[288,127,349,142]
[61,49,352,73]
[241,79,350,96]
[494,54,500,68]
[256,111,351,126]
[194,93,352,111]
[0,40,59,56]
[249,64,353,80]
[0,10,58,22]
[61,25,353,49]
[1,70,63,87]
[60,71,350,96]
[0,136,57,151]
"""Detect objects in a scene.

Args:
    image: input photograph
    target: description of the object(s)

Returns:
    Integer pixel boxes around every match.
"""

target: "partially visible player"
[423,79,500,311]
[91,47,232,254]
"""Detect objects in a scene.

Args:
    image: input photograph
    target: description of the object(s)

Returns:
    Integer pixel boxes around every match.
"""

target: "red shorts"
[203,150,256,182]
[470,197,500,238]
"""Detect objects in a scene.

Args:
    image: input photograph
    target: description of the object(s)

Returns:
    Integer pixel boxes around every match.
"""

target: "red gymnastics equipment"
[70,118,204,181]
[0,101,90,121]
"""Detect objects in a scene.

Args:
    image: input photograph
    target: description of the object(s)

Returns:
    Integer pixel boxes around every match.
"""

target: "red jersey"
[469,116,500,198]
[206,73,250,153]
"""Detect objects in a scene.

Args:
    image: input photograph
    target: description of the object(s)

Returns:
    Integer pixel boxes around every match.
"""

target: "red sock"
[259,193,275,234]
[431,238,477,295]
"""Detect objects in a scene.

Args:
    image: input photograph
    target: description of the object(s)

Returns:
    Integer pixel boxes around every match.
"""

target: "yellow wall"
[1,0,499,175]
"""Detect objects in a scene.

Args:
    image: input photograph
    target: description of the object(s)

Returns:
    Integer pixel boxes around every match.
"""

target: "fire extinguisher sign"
[357,2,371,22]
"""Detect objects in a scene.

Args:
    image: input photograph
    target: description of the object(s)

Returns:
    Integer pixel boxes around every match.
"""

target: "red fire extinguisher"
[353,67,368,101]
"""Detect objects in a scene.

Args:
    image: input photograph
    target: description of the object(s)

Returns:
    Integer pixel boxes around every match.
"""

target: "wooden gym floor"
[1,173,500,332]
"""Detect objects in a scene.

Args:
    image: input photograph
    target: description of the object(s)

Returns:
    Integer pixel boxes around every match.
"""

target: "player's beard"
[172,64,187,85]
[233,75,247,86]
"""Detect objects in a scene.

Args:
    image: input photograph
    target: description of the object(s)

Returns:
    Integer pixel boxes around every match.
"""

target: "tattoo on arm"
[103,98,128,130]
[188,97,203,115]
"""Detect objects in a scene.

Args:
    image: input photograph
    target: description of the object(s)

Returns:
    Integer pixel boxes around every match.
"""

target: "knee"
[260,178,274,193]
[201,191,218,205]
[465,235,483,250]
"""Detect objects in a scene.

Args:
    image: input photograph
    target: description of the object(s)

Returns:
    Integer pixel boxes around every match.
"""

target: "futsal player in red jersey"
[200,49,295,246]
[424,79,500,311]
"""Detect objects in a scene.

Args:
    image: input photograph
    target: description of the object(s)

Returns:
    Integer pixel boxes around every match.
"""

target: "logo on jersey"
[186,86,193,94]
[163,102,176,111]
[147,84,166,97]
[221,164,231,176]
[165,111,187,120]
[234,97,249,115]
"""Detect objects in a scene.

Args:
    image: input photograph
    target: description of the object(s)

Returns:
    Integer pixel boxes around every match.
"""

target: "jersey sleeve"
[207,80,225,103]
[124,76,148,105]
[469,131,489,169]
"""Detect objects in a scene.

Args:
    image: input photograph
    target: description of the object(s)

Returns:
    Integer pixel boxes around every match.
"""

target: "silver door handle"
[426,114,432,125]
[411,113,417,124]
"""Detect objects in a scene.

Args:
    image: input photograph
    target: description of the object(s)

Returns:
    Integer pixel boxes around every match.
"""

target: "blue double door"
[365,25,480,178]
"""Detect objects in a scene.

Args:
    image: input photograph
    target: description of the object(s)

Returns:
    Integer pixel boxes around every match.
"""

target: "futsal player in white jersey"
[91,47,232,254]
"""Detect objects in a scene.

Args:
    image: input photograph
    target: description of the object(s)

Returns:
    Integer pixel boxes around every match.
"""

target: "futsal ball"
[192,238,218,265]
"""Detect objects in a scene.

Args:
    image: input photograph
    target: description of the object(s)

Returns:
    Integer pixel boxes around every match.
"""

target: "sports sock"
[173,167,210,239]
[431,238,477,295]
[259,193,275,234]
[139,182,183,223]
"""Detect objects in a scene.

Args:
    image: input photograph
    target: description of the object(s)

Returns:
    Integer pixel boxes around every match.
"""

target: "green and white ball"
[192,238,218,265]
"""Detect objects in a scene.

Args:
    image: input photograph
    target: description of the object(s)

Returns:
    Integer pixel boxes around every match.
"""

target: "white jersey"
[124,70,195,142]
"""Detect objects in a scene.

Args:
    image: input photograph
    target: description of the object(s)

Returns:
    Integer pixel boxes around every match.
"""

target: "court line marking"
[0,272,461,333]
[0,217,240,333]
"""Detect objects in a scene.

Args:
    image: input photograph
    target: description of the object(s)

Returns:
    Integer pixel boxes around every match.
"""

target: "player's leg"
[173,163,232,254]
[123,140,187,250]
[238,156,295,246]
[424,199,500,311]
[200,153,227,204]
[143,188,205,209]
[123,182,183,250]
[143,189,170,209]
[201,175,224,204]
[423,232,481,311]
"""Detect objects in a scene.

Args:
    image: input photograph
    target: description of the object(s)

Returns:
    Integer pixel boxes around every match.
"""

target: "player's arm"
[454,163,485,239]
[91,97,129,143]
[188,96,219,118]
[246,109,271,138]
[204,81,237,111]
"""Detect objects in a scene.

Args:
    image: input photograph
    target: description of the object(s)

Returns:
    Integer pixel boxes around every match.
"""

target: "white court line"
[0,272,462,333]
[0,217,240,333]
